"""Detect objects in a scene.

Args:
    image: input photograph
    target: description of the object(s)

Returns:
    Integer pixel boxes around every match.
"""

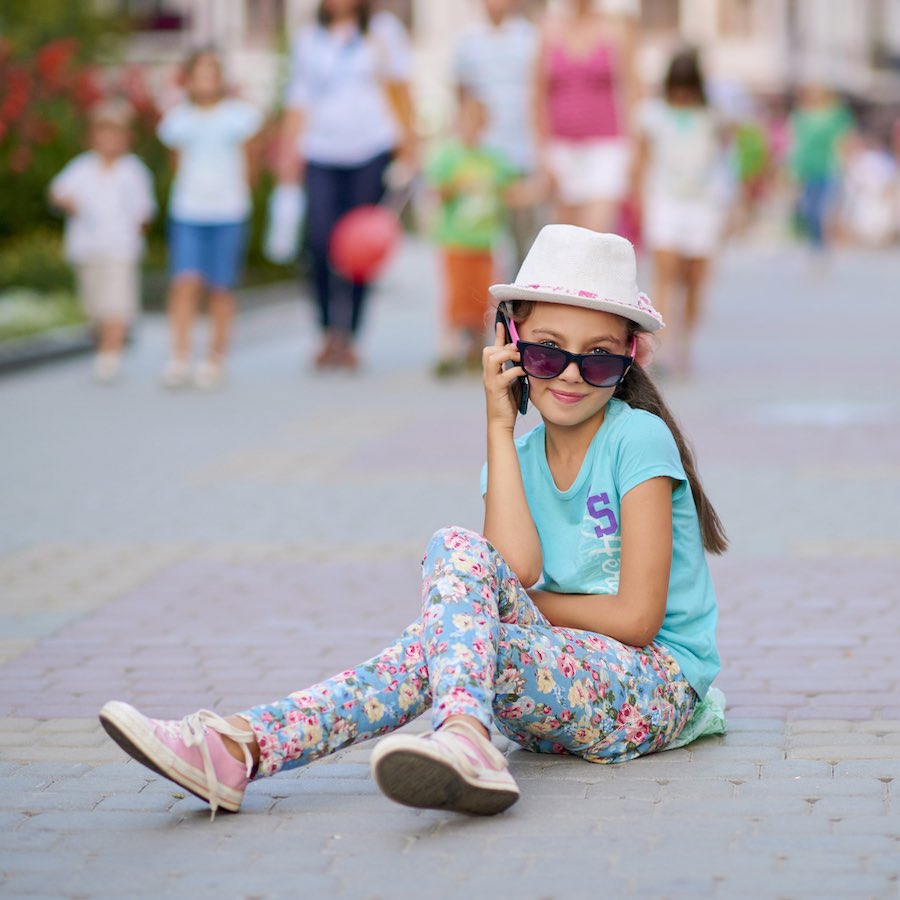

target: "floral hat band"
[489,225,665,333]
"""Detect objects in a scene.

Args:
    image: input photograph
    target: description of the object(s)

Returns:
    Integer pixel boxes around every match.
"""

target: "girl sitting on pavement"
[99,225,727,818]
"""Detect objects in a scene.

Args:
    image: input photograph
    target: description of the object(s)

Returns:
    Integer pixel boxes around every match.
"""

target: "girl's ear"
[634,332,655,368]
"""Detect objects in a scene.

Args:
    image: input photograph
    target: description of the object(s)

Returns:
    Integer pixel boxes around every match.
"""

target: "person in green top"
[788,82,854,250]
[426,94,518,375]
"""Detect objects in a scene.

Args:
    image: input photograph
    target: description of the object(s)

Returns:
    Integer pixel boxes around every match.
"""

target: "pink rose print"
[557,653,577,679]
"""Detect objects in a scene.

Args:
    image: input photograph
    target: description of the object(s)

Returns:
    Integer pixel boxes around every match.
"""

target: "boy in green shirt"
[426,94,517,375]
[789,83,854,251]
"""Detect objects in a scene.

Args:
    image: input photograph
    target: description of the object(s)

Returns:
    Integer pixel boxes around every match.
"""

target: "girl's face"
[186,53,223,104]
[517,304,631,429]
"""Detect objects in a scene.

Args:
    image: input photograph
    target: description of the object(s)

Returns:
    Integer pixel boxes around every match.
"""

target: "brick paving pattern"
[0,240,898,898]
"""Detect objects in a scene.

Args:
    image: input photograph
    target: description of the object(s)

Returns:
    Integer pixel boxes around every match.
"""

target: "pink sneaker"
[99,701,255,819]
[370,720,520,815]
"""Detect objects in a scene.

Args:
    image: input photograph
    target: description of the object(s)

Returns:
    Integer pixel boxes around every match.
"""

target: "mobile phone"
[495,306,529,416]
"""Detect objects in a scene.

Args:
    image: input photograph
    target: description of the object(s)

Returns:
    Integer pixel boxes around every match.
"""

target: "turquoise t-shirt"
[481,398,720,699]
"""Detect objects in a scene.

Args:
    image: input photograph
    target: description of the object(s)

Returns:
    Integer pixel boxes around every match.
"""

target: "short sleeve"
[157,105,192,148]
[228,100,263,140]
[424,144,456,186]
[836,104,854,136]
[371,12,412,81]
[49,156,84,203]
[615,411,686,498]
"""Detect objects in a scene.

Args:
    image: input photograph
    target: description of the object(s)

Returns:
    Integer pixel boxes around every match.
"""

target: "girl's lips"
[549,389,587,404]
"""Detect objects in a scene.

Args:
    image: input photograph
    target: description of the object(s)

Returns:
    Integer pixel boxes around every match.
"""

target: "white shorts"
[546,137,630,205]
[644,196,723,258]
[76,260,140,324]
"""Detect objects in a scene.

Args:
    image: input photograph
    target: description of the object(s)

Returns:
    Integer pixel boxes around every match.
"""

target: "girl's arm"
[529,476,673,646]
[482,323,543,587]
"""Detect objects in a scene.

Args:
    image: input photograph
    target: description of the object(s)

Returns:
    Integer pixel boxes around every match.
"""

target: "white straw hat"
[489,225,664,332]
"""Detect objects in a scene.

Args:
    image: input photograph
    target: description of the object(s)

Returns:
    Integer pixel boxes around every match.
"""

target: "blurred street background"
[2,1,900,898]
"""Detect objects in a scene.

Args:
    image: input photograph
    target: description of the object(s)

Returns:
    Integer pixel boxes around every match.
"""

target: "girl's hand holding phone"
[483,323,525,432]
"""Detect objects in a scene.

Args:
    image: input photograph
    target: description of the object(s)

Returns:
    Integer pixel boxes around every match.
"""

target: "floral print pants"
[242,527,697,778]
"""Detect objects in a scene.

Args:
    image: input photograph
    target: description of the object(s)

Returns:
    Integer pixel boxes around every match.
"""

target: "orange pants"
[441,248,495,332]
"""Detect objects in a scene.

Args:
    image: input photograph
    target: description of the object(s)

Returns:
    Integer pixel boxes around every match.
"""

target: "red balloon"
[328,205,402,284]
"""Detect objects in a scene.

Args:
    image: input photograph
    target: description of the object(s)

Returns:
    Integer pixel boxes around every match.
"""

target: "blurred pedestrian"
[630,48,729,376]
[157,49,263,390]
[453,0,543,271]
[99,225,727,820]
[533,0,639,232]
[276,0,417,371]
[731,114,769,234]
[840,132,897,247]
[425,94,517,376]
[49,100,156,383]
[787,82,854,255]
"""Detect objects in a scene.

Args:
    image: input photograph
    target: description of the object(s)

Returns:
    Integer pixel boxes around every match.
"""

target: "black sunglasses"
[516,338,636,388]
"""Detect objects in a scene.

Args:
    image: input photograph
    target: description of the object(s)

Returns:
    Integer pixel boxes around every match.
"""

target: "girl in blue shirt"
[157,49,262,389]
[100,225,727,819]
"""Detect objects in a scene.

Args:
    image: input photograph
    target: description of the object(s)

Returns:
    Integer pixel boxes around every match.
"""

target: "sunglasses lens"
[581,355,627,387]
[521,345,567,379]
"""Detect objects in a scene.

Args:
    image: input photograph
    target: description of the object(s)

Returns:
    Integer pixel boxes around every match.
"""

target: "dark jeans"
[305,151,392,336]
[796,177,835,249]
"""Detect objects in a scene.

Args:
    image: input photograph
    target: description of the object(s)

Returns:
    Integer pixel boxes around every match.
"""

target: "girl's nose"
[558,360,582,382]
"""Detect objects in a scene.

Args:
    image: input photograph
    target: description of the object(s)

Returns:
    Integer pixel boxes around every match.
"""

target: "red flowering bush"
[0,29,175,295]
[0,35,100,238]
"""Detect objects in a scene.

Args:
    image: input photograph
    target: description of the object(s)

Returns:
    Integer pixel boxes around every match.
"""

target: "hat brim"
[488,284,664,333]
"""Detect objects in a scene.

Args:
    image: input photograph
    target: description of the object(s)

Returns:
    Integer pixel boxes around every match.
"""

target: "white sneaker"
[194,359,225,390]
[161,358,191,389]
[93,353,121,383]
[370,720,520,815]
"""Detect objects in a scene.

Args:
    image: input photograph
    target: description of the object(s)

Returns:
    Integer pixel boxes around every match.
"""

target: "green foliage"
[0,0,134,242]
[0,228,73,293]
[0,287,84,341]
[0,0,120,58]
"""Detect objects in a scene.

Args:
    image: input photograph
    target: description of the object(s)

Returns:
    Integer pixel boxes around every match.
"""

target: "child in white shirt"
[49,101,156,381]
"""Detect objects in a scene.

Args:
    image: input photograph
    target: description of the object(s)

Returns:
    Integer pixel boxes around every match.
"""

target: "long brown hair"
[506,300,728,555]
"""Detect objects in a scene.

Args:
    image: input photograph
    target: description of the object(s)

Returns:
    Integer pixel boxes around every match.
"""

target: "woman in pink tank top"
[534,0,639,232]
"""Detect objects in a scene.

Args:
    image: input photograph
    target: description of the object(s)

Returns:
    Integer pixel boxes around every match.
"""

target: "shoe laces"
[180,710,255,820]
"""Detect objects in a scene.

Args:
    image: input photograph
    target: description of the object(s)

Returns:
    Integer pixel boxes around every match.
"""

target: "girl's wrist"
[486,419,517,440]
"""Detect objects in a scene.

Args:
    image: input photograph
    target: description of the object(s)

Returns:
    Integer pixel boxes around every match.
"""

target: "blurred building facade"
[111,0,900,119]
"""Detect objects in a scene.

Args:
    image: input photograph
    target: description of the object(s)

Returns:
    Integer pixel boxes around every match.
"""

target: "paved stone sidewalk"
[1,239,898,898]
